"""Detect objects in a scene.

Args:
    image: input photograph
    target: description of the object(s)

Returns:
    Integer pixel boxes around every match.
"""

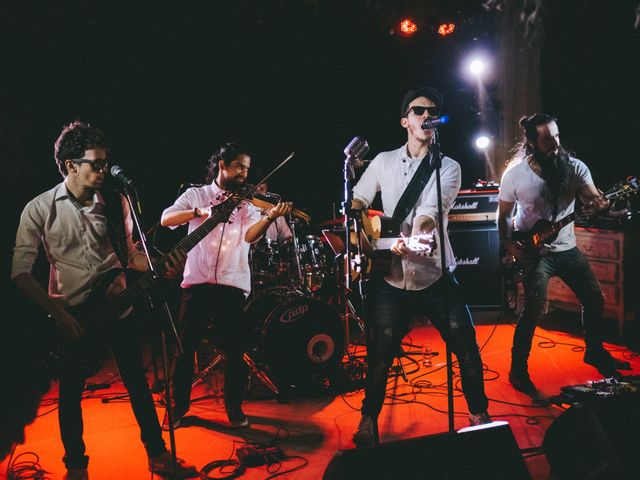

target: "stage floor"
[3,310,639,479]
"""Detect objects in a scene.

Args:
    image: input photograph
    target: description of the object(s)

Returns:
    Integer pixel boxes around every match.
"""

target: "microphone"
[110,165,135,187]
[344,136,369,161]
[421,115,450,130]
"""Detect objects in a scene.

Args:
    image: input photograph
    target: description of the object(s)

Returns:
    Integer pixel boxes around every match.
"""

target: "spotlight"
[437,23,456,36]
[399,19,418,37]
[469,59,486,76]
[475,135,491,149]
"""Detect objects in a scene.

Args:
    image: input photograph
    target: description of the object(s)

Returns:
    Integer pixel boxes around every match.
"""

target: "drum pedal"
[236,442,284,467]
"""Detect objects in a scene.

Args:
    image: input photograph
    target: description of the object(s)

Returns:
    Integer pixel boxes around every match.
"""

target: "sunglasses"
[405,106,439,117]
[71,158,109,171]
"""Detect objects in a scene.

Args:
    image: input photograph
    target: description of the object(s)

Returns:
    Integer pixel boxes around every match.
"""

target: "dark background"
[1,0,638,277]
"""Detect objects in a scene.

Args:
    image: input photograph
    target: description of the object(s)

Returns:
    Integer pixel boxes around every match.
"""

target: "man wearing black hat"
[350,87,490,447]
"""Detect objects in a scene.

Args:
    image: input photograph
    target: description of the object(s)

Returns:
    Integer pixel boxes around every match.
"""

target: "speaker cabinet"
[543,395,640,479]
[323,423,530,480]
[448,224,502,307]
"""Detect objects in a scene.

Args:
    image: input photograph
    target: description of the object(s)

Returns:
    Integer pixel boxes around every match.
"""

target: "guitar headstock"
[606,176,639,202]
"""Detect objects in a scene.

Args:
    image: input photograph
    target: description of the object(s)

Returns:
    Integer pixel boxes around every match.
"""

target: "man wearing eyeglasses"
[11,121,197,480]
[350,87,490,447]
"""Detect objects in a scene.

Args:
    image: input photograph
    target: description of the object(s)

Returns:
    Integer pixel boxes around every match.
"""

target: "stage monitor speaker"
[448,224,502,307]
[323,423,530,480]
[543,395,640,479]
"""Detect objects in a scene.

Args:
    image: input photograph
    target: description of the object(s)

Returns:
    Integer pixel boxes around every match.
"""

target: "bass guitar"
[502,177,639,283]
[47,189,255,377]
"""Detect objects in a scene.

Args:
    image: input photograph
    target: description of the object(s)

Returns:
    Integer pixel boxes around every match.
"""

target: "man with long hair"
[498,114,630,397]
[161,143,291,428]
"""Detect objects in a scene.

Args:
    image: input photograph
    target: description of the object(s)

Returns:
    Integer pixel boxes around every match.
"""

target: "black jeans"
[59,320,165,469]
[512,247,606,369]
[361,274,488,417]
[172,284,250,413]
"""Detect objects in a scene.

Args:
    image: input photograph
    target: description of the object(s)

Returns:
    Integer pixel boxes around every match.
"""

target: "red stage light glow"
[438,23,456,36]
[399,19,418,37]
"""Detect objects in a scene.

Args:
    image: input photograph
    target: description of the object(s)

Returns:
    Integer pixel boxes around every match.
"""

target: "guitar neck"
[98,198,239,321]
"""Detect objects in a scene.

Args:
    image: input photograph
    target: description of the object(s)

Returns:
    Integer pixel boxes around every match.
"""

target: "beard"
[534,146,572,214]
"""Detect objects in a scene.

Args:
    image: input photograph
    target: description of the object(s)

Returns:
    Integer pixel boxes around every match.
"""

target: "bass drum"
[246,293,345,393]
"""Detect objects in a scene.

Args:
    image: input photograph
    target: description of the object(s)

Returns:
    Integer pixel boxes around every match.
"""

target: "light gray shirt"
[499,156,593,252]
[12,181,136,307]
[353,144,460,290]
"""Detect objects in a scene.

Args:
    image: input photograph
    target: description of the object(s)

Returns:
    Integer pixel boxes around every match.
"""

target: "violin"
[233,184,311,223]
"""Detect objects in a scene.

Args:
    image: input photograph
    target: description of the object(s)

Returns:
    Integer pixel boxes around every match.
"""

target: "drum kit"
[246,212,351,396]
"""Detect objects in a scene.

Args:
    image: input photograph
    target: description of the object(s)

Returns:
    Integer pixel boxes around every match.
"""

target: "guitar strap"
[391,151,434,227]
[101,187,129,270]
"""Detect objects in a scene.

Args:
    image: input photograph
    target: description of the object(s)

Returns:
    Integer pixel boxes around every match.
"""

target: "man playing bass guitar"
[498,114,630,398]
[11,121,196,480]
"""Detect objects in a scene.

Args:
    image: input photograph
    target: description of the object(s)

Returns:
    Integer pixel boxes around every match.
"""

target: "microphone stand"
[121,184,182,479]
[430,128,456,432]
[341,157,366,346]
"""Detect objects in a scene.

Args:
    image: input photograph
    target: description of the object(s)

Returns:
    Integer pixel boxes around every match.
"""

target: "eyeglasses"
[72,158,109,171]
[405,106,439,117]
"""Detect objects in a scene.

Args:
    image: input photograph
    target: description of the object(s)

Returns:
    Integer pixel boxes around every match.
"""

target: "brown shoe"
[149,450,198,478]
[63,468,88,480]
[468,412,492,426]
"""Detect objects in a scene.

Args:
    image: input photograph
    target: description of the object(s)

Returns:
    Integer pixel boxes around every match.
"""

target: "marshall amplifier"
[449,189,499,224]
[449,223,502,307]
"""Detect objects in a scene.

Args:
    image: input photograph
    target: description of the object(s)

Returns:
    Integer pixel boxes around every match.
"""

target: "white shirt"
[161,182,262,295]
[264,215,293,243]
[499,156,592,252]
[11,182,136,307]
[353,144,460,290]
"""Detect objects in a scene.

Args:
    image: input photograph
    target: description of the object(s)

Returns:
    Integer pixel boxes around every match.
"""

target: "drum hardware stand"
[192,348,279,396]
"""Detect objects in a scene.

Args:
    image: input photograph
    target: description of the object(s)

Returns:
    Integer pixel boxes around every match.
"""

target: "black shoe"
[584,349,631,374]
[509,369,538,395]
[162,402,188,431]
[352,415,375,448]
[226,405,249,428]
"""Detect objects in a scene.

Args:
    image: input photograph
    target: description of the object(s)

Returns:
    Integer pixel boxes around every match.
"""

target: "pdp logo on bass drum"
[279,303,310,323]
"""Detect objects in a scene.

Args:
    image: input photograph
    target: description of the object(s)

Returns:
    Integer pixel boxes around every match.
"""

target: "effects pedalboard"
[550,375,640,406]
[236,442,284,467]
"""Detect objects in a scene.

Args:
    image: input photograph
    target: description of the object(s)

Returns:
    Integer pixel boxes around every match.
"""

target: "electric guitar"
[46,191,246,377]
[502,177,639,283]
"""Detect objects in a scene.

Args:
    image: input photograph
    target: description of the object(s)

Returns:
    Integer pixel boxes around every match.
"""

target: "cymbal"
[317,209,384,227]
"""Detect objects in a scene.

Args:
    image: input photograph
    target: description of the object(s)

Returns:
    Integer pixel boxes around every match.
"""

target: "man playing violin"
[350,87,490,447]
[161,142,291,428]
[11,120,196,480]
[498,114,630,397]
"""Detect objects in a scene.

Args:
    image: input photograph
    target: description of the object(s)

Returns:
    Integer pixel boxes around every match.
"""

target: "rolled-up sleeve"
[161,188,197,230]
[11,200,44,279]
[353,156,381,207]
[415,159,461,227]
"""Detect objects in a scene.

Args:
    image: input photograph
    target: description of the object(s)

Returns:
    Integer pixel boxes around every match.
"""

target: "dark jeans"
[512,247,605,370]
[59,320,165,469]
[172,284,250,413]
[361,274,488,417]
